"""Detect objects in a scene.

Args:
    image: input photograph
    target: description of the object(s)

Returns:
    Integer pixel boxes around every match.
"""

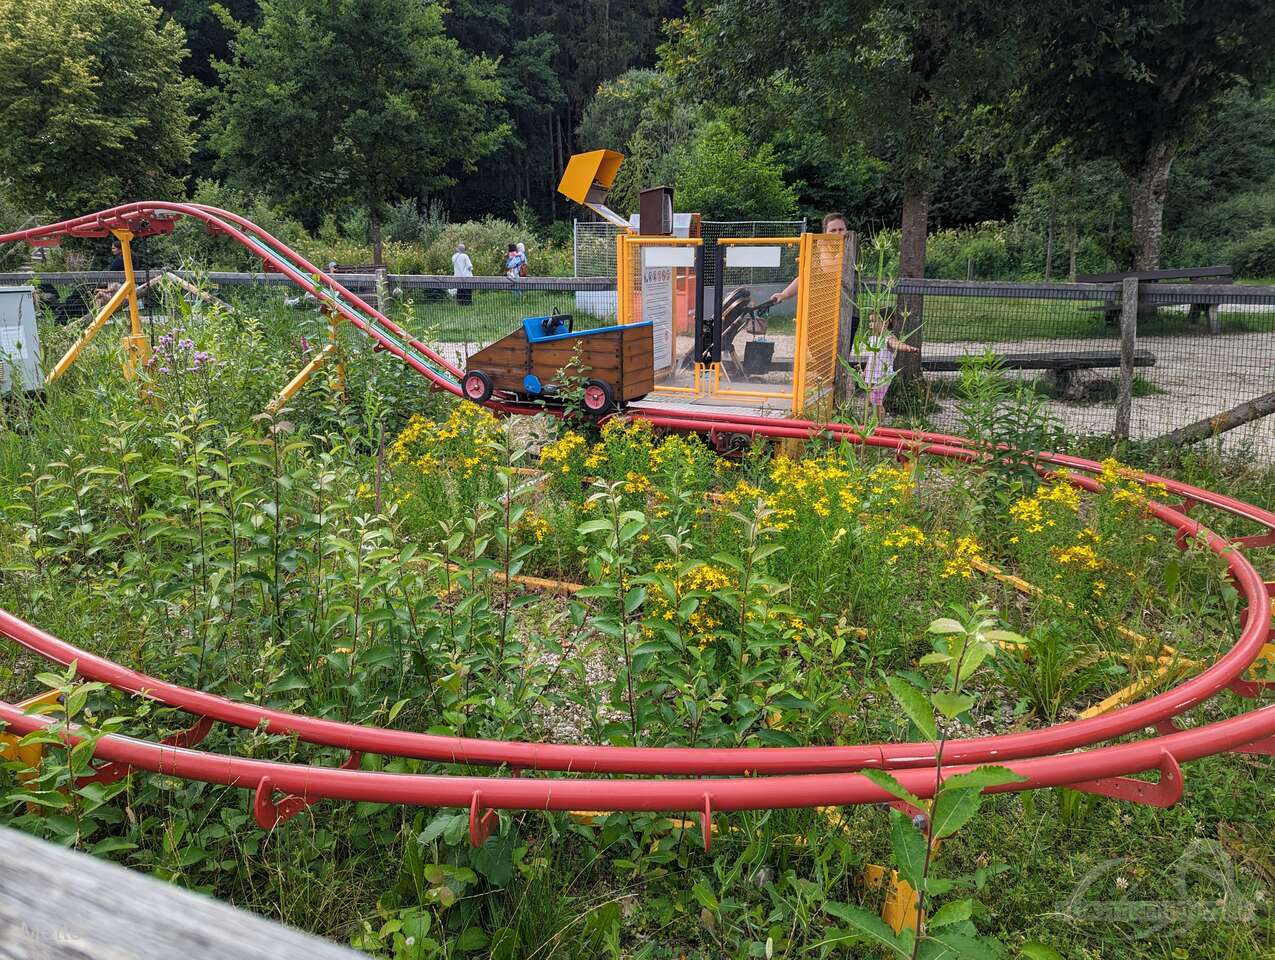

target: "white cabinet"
[0,286,43,394]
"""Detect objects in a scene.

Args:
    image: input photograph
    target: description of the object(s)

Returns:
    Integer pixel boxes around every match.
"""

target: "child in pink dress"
[863,312,918,420]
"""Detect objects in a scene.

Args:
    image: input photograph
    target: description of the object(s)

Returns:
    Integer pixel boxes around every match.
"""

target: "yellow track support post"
[113,229,151,380]
[0,689,63,814]
[45,283,132,384]
[267,343,339,415]
[327,309,347,398]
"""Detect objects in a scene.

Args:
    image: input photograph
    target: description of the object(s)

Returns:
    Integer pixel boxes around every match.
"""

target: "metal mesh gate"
[793,234,846,416]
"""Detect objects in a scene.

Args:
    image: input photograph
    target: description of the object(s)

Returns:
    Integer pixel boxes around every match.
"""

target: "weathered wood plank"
[1077,265,1232,283]
[0,827,363,960]
[845,350,1155,373]
[1116,276,1139,440]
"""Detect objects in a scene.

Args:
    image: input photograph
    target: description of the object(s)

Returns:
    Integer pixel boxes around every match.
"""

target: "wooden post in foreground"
[1115,277,1138,440]
[0,826,363,960]
[833,231,859,406]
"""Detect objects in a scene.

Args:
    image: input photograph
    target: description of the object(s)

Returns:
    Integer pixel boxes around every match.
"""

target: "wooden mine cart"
[462,314,654,414]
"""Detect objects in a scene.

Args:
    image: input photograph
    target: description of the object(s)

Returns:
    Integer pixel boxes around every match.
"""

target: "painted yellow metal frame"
[267,309,345,415]
[45,229,149,385]
[0,688,62,813]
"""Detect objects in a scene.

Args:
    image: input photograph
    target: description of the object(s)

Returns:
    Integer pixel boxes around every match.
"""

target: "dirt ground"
[921,331,1275,458]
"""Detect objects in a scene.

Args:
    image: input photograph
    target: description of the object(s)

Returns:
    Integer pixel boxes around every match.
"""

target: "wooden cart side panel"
[620,324,654,400]
[468,329,530,371]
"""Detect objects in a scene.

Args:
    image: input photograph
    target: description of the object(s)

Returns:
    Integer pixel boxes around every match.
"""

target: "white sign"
[643,246,696,268]
[724,245,782,268]
[640,257,674,372]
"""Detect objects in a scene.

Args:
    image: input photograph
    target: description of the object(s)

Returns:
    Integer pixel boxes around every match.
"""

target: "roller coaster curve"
[1,204,1272,842]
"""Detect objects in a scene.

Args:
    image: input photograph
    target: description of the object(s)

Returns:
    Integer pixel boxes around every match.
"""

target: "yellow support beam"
[112,229,151,380]
[45,283,131,384]
[0,689,63,814]
[267,342,339,414]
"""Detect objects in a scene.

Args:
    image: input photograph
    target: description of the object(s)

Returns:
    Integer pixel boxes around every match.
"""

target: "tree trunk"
[370,202,383,267]
[1069,224,1077,281]
[1154,388,1275,447]
[1124,139,1176,272]
[896,177,928,381]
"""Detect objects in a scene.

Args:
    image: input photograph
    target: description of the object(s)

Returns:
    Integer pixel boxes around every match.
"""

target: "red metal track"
[3,206,1273,830]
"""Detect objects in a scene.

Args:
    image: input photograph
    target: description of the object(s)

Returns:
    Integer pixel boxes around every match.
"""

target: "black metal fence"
[6,270,1273,458]
[863,277,1275,457]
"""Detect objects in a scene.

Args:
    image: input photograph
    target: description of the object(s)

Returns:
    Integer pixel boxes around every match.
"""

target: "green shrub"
[1228,225,1275,278]
[160,180,308,270]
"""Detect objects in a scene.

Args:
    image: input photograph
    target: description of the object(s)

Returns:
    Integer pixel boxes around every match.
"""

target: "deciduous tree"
[666,0,1022,375]
[212,0,507,263]
[0,0,196,219]
[1022,1,1275,270]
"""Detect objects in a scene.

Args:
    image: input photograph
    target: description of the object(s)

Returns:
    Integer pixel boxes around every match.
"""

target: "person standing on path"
[504,243,527,297]
[451,242,474,305]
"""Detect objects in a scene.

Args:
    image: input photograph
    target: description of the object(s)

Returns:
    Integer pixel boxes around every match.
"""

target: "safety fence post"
[834,231,859,406]
[1116,276,1139,440]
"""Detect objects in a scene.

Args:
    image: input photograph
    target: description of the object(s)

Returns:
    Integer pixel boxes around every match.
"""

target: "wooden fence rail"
[0,827,362,960]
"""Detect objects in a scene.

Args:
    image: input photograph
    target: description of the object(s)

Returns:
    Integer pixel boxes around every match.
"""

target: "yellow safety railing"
[616,234,703,395]
[792,233,845,417]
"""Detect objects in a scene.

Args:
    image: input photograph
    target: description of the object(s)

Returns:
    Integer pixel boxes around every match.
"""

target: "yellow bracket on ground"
[0,689,63,814]
[862,864,923,934]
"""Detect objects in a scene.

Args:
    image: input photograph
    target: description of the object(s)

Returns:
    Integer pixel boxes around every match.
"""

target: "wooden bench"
[1076,266,1232,333]
[845,348,1156,394]
[328,262,386,307]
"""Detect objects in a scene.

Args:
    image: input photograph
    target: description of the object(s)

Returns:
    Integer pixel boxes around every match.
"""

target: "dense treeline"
[0,0,1274,276]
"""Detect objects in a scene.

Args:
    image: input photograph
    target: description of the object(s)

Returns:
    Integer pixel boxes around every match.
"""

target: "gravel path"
[923,331,1275,458]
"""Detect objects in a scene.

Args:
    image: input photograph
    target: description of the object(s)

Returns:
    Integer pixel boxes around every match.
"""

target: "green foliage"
[0,271,1269,958]
[0,0,196,218]
[212,0,507,260]
[955,351,1064,491]
[1021,1,1275,268]
[675,120,797,221]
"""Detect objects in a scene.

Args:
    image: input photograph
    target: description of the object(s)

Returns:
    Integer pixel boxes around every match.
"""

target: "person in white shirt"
[451,242,474,305]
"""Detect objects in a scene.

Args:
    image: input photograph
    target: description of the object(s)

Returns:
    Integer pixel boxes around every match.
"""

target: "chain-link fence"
[12,266,1274,457]
[861,277,1275,457]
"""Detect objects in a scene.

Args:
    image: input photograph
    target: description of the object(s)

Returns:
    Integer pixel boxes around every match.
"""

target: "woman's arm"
[769,277,799,305]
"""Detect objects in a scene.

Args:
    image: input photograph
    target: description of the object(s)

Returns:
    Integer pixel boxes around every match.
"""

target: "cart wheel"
[463,370,493,404]
[582,379,615,415]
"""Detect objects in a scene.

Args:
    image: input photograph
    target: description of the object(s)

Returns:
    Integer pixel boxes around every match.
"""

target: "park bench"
[1076,265,1232,333]
[844,348,1156,395]
[328,262,386,307]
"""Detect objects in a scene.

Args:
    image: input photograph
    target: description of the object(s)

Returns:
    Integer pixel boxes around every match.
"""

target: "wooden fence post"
[1115,276,1138,440]
[834,232,859,406]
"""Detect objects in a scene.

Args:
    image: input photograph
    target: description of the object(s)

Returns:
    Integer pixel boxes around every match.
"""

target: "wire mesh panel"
[616,236,703,395]
[793,234,845,416]
[700,220,805,288]
[712,238,802,405]
[1132,283,1275,455]
[572,219,624,319]
[855,277,1275,458]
